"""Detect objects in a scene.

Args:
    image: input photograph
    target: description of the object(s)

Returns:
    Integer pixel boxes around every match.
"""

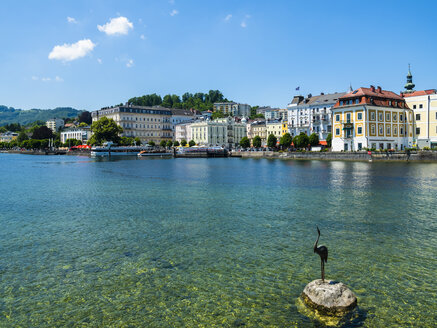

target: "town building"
[91,105,173,144]
[264,109,281,120]
[331,85,414,151]
[170,108,197,135]
[266,120,283,141]
[46,118,64,132]
[213,102,251,117]
[0,131,18,142]
[190,117,246,148]
[174,122,193,143]
[401,66,437,148]
[287,92,346,141]
[247,120,267,146]
[60,127,92,144]
[281,122,288,136]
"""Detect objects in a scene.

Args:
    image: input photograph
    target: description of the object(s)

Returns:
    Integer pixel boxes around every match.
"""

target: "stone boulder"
[301,279,357,316]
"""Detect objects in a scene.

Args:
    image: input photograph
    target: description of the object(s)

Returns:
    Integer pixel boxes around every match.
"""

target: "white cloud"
[170,9,179,16]
[225,14,232,21]
[98,16,133,35]
[31,76,39,81]
[241,21,247,28]
[140,34,145,40]
[55,76,64,82]
[67,16,77,24]
[48,39,96,62]
[41,77,51,82]
[126,59,134,68]
[97,58,102,64]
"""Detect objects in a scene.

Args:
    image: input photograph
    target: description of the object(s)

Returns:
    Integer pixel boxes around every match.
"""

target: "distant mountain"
[0,106,81,126]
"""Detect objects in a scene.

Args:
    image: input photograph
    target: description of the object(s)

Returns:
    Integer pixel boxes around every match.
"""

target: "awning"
[319,140,327,146]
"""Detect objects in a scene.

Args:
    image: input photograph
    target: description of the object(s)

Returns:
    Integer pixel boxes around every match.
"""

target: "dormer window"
[340,101,344,106]
[355,99,359,104]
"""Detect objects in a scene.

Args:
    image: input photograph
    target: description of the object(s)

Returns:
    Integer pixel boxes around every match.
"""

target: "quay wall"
[236,151,437,162]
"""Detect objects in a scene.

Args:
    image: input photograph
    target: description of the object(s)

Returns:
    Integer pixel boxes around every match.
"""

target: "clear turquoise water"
[0,153,436,327]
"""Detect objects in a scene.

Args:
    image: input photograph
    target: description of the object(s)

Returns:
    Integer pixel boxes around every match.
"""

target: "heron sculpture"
[314,226,328,282]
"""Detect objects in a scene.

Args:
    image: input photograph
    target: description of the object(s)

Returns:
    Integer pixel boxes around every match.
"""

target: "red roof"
[402,89,437,97]
[334,86,407,109]
[341,87,404,100]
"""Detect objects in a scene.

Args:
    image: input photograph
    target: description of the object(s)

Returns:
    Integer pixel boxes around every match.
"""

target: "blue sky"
[0,0,436,111]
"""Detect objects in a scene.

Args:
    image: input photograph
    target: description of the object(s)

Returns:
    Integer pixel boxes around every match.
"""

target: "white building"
[0,132,18,142]
[287,92,346,140]
[174,122,193,143]
[46,118,64,132]
[170,108,197,134]
[191,117,247,148]
[331,86,414,151]
[213,102,251,117]
[60,127,92,144]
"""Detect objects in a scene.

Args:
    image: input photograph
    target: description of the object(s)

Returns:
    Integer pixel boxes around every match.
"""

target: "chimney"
[377,86,382,93]
[370,85,375,92]
[307,93,312,99]
[320,92,324,95]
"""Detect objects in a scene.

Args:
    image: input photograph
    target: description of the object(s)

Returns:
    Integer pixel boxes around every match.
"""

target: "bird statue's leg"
[320,259,323,282]
[322,261,325,282]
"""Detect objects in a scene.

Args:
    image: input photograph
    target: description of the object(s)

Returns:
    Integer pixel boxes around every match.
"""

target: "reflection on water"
[0,154,436,327]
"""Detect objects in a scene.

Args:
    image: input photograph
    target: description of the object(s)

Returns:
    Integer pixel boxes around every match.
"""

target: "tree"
[253,136,262,148]
[160,140,167,147]
[89,117,123,145]
[162,95,173,108]
[239,137,250,148]
[148,141,155,146]
[212,111,225,120]
[189,140,195,147]
[32,126,53,140]
[65,138,82,147]
[280,133,292,148]
[78,122,88,127]
[181,139,187,146]
[166,140,173,147]
[78,111,92,125]
[326,133,332,148]
[174,140,180,147]
[309,133,319,147]
[293,132,309,149]
[134,137,141,146]
[171,95,181,108]
[267,134,277,148]
[119,137,134,146]
[17,131,29,143]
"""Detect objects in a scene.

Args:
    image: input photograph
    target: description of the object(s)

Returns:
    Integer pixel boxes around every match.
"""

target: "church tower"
[404,64,415,93]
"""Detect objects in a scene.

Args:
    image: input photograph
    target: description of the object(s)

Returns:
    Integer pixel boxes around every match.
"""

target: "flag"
[296,86,300,91]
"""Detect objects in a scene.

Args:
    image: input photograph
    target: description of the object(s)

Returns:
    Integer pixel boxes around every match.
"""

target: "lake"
[0,153,436,327]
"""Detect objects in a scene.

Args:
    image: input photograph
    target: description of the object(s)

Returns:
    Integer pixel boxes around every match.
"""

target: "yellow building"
[331,86,414,151]
[266,121,282,140]
[281,122,288,136]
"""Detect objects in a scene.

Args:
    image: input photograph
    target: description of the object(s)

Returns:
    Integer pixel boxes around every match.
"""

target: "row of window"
[122,116,167,122]
[415,126,437,135]
[415,112,437,121]
[335,124,408,137]
[127,131,172,137]
[412,104,423,109]
[122,123,171,129]
[335,111,408,123]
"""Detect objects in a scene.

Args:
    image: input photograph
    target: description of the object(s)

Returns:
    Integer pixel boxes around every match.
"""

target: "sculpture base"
[301,279,357,316]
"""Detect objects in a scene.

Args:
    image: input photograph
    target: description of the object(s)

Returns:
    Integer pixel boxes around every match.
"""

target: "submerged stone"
[301,279,357,316]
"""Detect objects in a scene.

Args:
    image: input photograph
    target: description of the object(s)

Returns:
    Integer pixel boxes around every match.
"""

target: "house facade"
[331,86,414,151]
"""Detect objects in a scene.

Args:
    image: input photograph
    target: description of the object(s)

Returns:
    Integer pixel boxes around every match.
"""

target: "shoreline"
[2,149,437,162]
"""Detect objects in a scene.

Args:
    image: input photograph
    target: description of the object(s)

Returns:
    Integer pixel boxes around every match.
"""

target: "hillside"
[0,106,81,126]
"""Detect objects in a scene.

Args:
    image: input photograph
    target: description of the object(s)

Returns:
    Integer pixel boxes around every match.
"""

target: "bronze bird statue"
[314,226,328,282]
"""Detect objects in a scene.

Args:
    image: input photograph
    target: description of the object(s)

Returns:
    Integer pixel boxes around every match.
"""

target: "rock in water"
[301,279,357,316]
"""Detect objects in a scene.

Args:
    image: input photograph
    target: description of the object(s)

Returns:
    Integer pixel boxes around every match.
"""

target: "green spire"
[404,64,415,93]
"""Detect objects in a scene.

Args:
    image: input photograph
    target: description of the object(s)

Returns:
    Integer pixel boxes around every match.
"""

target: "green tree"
[309,133,319,146]
[212,111,225,120]
[148,140,155,147]
[280,133,292,148]
[134,137,141,146]
[32,126,53,140]
[267,134,277,148]
[166,140,173,147]
[78,122,88,127]
[65,138,82,147]
[171,95,181,108]
[119,137,134,146]
[181,139,187,146]
[160,140,167,147]
[189,140,195,147]
[17,131,29,143]
[239,136,250,148]
[89,117,123,145]
[326,133,332,148]
[293,132,309,149]
[162,95,173,108]
[253,136,262,148]
[174,140,180,147]
[78,111,92,125]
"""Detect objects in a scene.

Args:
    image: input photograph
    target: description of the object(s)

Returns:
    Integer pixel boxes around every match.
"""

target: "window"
[386,113,390,121]
[419,104,423,109]
[371,125,375,135]
[372,143,376,149]
[379,125,384,135]
[379,143,384,150]
[416,114,421,121]
[355,99,359,104]
[357,127,362,134]
[394,126,397,135]
[335,128,340,136]
[413,105,416,109]
[393,113,397,121]
[371,112,376,120]
[346,113,351,123]
[386,125,391,135]
[357,113,362,120]
[416,127,421,135]
[400,127,404,136]
[358,143,362,150]
[340,101,344,106]
[336,114,340,122]
[400,114,403,122]
[379,112,383,121]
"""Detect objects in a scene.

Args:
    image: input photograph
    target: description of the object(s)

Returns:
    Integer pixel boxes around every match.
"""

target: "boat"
[137,150,173,157]
[91,142,156,157]
[175,146,228,158]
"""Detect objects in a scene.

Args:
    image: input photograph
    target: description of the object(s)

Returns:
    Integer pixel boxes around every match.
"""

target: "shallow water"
[0,154,436,327]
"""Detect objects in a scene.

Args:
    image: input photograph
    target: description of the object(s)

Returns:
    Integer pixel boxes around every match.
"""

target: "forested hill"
[127,90,230,112]
[0,106,80,126]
